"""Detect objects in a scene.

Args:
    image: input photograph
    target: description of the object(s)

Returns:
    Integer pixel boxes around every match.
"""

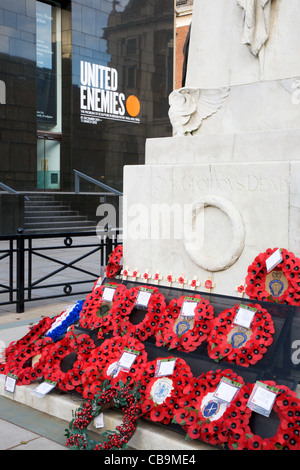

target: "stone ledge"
[0,375,214,451]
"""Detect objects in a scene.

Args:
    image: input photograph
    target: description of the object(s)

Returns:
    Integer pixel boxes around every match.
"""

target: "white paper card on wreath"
[247,381,278,417]
[5,373,17,394]
[180,300,198,317]
[118,349,139,370]
[233,304,257,329]
[266,249,283,273]
[94,413,104,429]
[32,380,57,397]
[102,286,116,303]
[213,377,242,405]
[155,358,176,377]
[135,288,153,308]
[95,277,103,289]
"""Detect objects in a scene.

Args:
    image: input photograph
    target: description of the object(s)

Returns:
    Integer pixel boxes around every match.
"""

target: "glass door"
[37,134,61,190]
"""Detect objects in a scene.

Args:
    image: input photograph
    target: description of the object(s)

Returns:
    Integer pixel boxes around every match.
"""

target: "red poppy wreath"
[227,381,300,450]
[207,303,274,367]
[105,245,123,278]
[139,357,194,425]
[80,334,148,399]
[245,248,300,306]
[1,316,53,361]
[155,295,214,352]
[172,368,252,448]
[37,329,95,394]
[0,317,55,385]
[0,336,53,386]
[102,286,166,342]
[79,281,126,332]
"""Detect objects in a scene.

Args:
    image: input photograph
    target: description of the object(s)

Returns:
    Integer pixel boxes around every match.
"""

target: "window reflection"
[36,1,62,133]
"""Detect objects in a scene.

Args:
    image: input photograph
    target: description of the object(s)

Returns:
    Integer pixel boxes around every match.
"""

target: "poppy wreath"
[139,357,194,425]
[80,334,148,400]
[0,336,53,386]
[1,316,54,362]
[155,295,214,352]
[38,329,96,393]
[245,248,300,306]
[79,282,126,332]
[207,303,274,367]
[45,300,84,342]
[0,317,55,385]
[172,368,252,448]
[227,381,300,450]
[65,379,142,450]
[105,245,123,278]
[102,286,166,342]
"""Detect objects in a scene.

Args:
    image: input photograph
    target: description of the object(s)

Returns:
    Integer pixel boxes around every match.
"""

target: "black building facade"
[0,0,174,195]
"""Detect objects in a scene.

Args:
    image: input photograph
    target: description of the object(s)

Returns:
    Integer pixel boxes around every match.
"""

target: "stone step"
[24,195,55,200]
[24,226,96,234]
[25,215,87,223]
[24,219,96,228]
[0,375,212,451]
[25,200,65,207]
[24,205,71,212]
[23,193,97,233]
[25,210,80,217]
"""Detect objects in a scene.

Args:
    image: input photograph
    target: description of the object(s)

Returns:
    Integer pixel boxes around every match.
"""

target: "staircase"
[24,194,97,234]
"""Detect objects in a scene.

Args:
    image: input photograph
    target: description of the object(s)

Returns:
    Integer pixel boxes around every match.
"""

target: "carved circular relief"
[183,195,245,272]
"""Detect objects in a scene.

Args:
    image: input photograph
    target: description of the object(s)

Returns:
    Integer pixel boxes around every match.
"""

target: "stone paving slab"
[0,418,66,450]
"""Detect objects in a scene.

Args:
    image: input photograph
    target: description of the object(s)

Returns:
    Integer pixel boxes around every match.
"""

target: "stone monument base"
[122,130,300,297]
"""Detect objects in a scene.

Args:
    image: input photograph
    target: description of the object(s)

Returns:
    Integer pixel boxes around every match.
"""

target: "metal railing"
[0,182,30,200]
[0,228,122,313]
[73,169,123,196]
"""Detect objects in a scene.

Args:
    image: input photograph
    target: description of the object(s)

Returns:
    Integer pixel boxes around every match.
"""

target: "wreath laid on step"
[65,379,142,450]
[79,334,148,400]
[155,295,214,352]
[172,368,252,448]
[0,317,54,385]
[227,381,300,450]
[79,282,126,332]
[206,303,274,367]
[102,286,166,342]
[139,357,194,425]
[245,248,300,306]
[38,329,95,393]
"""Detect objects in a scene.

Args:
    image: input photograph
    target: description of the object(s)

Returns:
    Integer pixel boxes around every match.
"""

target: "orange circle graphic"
[126,95,141,117]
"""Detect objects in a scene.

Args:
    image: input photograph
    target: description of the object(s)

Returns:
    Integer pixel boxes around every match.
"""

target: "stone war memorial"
[123,0,300,297]
[1,0,300,453]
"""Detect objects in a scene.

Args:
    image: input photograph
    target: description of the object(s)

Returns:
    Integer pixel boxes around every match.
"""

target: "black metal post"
[105,235,113,265]
[16,228,25,313]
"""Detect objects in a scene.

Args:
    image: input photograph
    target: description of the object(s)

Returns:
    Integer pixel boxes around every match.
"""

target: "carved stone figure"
[237,0,273,56]
[168,87,229,136]
[237,0,273,77]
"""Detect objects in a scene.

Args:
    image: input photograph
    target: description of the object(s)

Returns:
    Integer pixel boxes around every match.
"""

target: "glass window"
[36,1,62,133]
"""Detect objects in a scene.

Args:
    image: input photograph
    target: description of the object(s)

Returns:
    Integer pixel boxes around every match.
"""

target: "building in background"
[0,0,174,196]
[175,0,193,89]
